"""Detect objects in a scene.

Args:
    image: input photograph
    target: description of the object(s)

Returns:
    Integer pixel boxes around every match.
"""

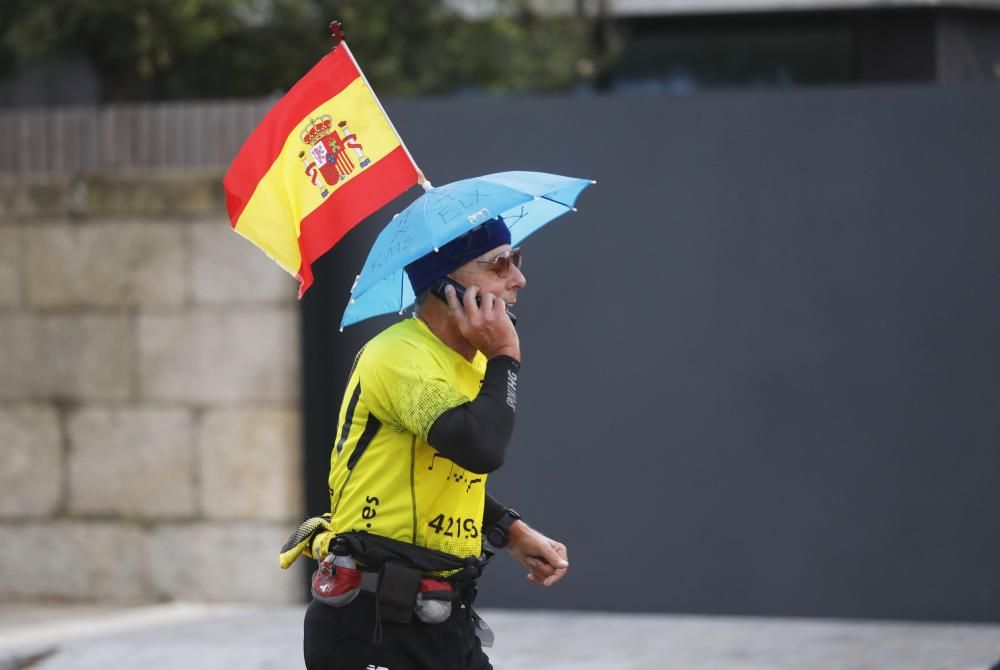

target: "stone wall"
[0,172,305,603]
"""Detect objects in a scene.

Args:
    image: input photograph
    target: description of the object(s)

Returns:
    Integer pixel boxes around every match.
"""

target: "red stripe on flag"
[224,47,360,228]
[295,146,418,296]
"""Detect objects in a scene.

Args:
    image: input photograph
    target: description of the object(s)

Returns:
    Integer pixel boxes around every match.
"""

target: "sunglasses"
[473,247,523,277]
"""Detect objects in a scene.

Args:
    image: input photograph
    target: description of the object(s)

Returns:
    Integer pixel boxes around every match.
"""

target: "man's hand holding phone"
[445,283,520,362]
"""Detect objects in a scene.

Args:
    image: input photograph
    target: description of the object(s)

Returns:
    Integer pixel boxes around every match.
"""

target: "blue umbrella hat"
[340,170,594,329]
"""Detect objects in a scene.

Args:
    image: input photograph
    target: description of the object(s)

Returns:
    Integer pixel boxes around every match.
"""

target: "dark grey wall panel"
[302,84,1000,622]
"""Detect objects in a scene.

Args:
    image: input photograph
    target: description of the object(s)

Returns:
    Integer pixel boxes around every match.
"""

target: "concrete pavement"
[1,603,999,670]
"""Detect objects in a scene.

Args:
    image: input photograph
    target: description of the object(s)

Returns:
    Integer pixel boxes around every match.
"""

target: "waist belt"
[312,556,492,646]
[357,569,456,599]
[312,556,460,624]
[328,532,490,585]
[359,571,379,593]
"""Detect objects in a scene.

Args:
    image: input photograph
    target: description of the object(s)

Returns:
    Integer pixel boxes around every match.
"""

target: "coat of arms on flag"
[224,34,423,297]
[299,115,372,197]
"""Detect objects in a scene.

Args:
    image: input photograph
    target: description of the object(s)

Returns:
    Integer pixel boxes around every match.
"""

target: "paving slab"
[0,604,998,670]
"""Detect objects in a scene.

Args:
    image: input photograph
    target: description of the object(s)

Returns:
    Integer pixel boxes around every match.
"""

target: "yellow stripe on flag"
[234,78,405,275]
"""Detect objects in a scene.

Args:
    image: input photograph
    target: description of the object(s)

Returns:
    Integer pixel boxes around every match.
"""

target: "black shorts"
[303,594,493,670]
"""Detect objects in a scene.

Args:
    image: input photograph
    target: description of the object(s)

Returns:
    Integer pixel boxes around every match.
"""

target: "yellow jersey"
[328,316,489,559]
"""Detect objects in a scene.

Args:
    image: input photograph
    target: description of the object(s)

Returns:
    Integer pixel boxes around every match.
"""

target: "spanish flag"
[224,43,420,296]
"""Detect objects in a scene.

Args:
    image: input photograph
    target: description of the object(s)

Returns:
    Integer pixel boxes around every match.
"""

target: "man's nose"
[510,265,526,290]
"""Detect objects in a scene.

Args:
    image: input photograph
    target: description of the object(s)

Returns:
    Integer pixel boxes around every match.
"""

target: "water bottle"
[311,554,362,607]
[414,579,453,624]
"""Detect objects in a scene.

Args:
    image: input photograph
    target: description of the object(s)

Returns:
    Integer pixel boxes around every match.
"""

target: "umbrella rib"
[421,190,436,247]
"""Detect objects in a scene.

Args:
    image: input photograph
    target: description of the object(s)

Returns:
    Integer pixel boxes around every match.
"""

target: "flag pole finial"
[329,21,345,50]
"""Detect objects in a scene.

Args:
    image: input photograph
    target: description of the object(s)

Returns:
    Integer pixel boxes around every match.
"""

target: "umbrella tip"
[339,326,344,333]
[590,179,597,184]
[571,207,579,212]
[433,247,439,253]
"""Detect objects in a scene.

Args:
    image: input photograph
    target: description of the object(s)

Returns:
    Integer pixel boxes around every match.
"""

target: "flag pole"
[331,26,433,191]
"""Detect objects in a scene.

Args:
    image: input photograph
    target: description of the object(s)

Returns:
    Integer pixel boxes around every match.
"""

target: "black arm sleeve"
[483,493,506,529]
[426,355,519,474]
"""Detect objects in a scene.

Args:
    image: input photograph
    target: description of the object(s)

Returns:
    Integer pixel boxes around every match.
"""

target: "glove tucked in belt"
[279,514,336,569]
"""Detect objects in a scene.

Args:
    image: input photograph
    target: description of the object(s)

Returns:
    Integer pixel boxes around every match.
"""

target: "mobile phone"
[429,277,518,326]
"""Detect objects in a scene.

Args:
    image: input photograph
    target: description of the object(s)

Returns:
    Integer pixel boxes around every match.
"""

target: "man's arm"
[483,493,569,587]
[509,521,569,587]
[426,355,519,474]
[434,284,568,583]
[483,492,506,529]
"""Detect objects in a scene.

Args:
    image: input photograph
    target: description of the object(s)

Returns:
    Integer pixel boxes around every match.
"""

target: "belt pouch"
[376,563,421,624]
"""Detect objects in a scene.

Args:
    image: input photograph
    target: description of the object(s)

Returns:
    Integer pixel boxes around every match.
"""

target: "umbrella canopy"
[340,171,594,328]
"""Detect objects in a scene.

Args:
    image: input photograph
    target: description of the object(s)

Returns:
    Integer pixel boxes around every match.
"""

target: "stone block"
[25,222,185,307]
[0,173,225,222]
[0,314,133,401]
[0,226,22,306]
[149,522,303,603]
[138,309,299,404]
[189,221,295,304]
[0,175,74,222]
[0,405,62,517]
[0,521,150,602]
[81,172,225,218]
[198,408,302,521]
[68,408,196,519]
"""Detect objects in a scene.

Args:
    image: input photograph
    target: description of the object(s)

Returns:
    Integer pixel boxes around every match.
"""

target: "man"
[302,216,569,670]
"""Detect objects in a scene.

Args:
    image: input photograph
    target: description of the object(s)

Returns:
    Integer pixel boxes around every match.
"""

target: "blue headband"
[405,216,511,297]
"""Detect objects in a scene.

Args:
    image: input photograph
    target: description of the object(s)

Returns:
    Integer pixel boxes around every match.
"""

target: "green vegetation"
[0,0,604,101]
